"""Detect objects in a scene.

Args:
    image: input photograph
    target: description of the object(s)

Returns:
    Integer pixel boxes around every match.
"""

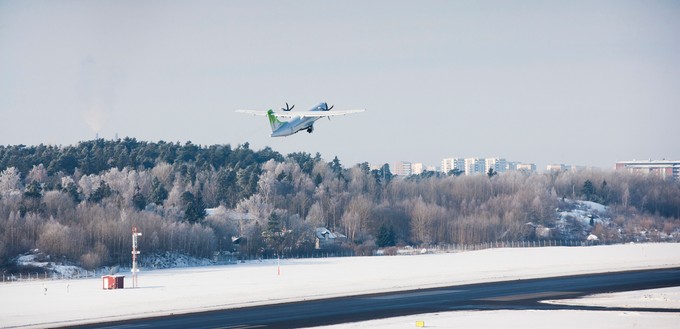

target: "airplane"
[236,102,365,137]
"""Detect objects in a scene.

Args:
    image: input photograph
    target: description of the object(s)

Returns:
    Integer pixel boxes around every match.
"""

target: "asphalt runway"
[72,267,680,329]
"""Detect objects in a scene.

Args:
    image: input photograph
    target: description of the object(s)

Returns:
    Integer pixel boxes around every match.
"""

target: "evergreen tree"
[377,224,396,247]
[89,181,113,203]
[330,156,343,176]
[216,167,237,207]
[55,151,79,175]
[287,152,318,174]
[150,178,168,205]
[267,212,282,235]
[582,179,596,201]
[182,191,206,224]
[132,187,147,211]
[600,179,610,204]
[22,181,43,214]
[23,181,42,199]
[448,168,464,176]
[358,162,371,174]
[264,212,285,254]
[62,182,81,203]
[372,163,393,185]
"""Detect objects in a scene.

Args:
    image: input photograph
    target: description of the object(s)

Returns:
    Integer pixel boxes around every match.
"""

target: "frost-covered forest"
[1,139,679,270]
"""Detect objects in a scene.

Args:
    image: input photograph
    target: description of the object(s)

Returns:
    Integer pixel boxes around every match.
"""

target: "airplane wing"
[235,110,269,116]
[275,109,365,118]
[236,109,365,118]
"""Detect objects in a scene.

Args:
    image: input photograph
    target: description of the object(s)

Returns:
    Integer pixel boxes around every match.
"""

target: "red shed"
[102,275,125,289]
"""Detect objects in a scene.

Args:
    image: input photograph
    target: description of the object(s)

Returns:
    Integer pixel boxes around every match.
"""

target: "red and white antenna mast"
[132,227,142,288]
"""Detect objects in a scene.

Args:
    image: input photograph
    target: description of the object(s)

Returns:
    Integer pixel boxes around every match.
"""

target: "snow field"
[1,243,679,328]
[311,286,680,329]
[309,307,680,329]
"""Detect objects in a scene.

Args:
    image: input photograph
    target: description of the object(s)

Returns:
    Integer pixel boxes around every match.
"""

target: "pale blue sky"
[1,1,679,170]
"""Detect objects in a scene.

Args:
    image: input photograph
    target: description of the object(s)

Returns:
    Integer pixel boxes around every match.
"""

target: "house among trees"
[315,228,347,249]
[231,236,246,253]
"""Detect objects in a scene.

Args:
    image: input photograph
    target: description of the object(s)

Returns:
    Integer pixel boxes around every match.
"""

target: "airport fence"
[1,268,114,283]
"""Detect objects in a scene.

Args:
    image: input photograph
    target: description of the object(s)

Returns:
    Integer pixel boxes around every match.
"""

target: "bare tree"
[0,167,22,197]
[27,164,48,184]
[151,162,174,188]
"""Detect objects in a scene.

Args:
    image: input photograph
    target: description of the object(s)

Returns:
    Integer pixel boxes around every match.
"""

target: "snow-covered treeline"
[1,139,679,272]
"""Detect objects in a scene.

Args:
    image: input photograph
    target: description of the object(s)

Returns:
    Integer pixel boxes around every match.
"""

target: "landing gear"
[307,126,314,133]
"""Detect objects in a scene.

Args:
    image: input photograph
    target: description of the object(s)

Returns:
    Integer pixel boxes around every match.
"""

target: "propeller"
[281,103,295,111]
[325,103,334,120]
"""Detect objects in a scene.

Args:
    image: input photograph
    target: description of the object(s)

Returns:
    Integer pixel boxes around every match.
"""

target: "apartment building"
[464,158,486,176]
[393,161,412,176]
[441,158,465,174]
[615,160,680,180]
[516,163,537,172]
[485,158,507,174]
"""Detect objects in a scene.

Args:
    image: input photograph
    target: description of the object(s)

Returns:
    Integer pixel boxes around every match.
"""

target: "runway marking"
[476,291,579,302]
[367,289,462,300]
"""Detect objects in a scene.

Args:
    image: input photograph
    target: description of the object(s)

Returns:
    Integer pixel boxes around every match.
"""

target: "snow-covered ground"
[559,200,608,220]
[1,243,679,328]
[313,286,680,329]
[541,199,606,242]
[310,306,680,329]
[14,252,85,279]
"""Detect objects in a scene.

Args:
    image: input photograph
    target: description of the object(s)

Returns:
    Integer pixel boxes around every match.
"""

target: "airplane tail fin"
[267,109,283,132]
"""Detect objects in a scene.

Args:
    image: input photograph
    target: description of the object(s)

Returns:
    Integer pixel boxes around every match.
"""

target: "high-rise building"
[465,158,486,176]
[411,163,425,175]
[393,161,412,176]
[616,160,680,180]
[443,156,535,175]
[516,163,537,172]
[485,158,507,174]
[546,164,570,172]
[441,158,465,174]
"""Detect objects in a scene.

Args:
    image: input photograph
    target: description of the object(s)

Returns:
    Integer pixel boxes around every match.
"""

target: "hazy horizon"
[2,1,679,170]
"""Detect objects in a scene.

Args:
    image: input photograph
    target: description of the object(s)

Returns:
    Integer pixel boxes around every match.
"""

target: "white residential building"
[485,158,507,174]
[411,163,426,175]
[442,156,536,175]
[393,161,412,176]
[616,160,680,180]
[441,158,465,174]
[547,164,570,172]
[516,163,537,172]
[465,158,486,176]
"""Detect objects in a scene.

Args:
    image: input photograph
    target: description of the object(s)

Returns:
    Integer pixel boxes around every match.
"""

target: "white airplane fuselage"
[270,103,330,137]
